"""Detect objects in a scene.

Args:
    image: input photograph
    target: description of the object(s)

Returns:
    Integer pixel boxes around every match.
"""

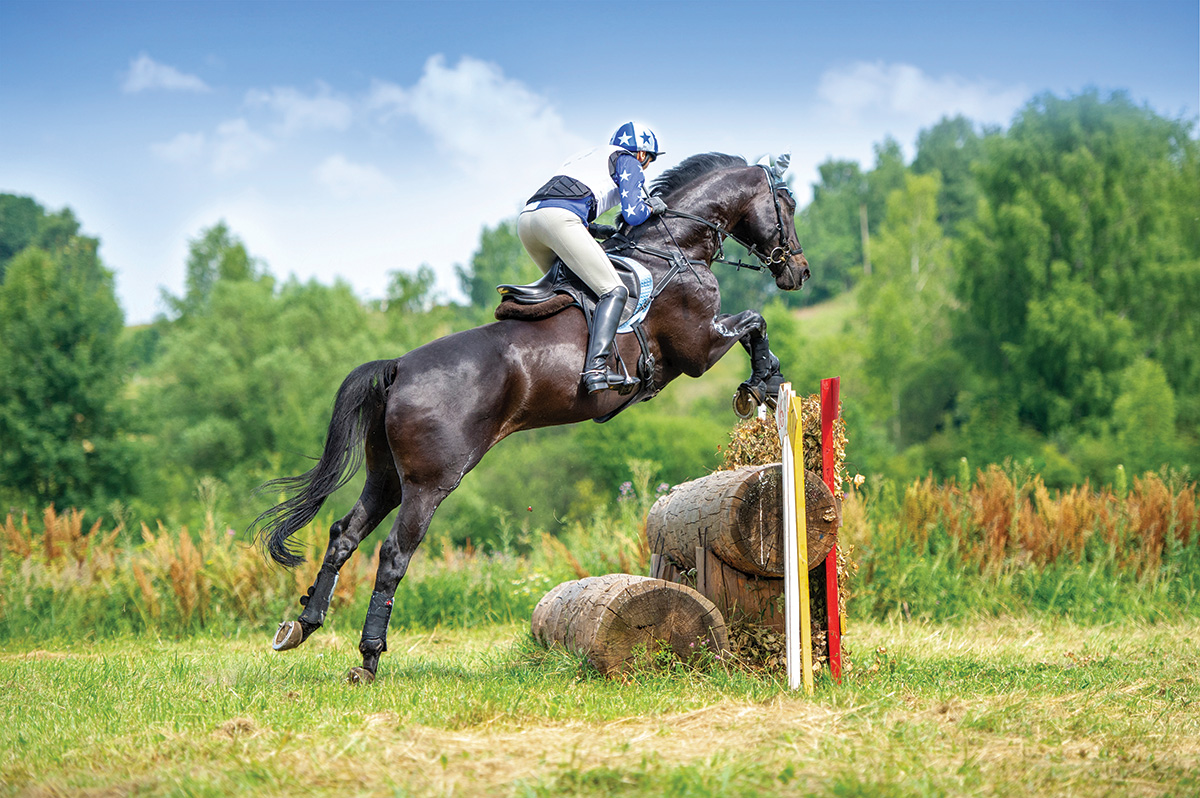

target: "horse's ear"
[771,152,791,179]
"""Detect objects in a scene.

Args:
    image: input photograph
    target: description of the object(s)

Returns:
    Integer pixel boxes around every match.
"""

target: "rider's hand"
[648,196,668,216]
[588,223,617,240]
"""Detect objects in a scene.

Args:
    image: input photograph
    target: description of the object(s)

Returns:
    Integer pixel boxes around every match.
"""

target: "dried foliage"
[0,501,569,640]
[718,415,782,471]
[0,506,301,634]
[717,395,848,494]
[885,465,1200,577]
[728,616,830,678]
[2,456,1196,646]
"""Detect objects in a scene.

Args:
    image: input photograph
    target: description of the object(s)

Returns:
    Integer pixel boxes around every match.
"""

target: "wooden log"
[645,464,838,578]
[696,546,786,632]
[530,574,728,675]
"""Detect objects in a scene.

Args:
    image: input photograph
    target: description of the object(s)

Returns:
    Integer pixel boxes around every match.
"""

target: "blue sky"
[2,0,1196,324]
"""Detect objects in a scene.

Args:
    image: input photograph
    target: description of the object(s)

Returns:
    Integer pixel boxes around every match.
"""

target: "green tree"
[455,220,538,312]
[163,221,261,320]
[857,172,959,450]
[385,264,436,314]
[796,139,910,304]
[1011,278,1136,432]
[866,137,908,227]
[1111,359,1179,475]
[0,220,134,509]
[954,90,1197,439]
[797,159,866,299]
[144,274,387,516]
[0,194,43,280]
[912,115,989,233]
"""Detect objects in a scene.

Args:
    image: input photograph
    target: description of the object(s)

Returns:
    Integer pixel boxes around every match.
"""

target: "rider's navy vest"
[527,145,626,222]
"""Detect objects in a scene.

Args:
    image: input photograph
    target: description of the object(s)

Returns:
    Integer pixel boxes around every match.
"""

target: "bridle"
[647,164,803,274]
[605,160,805,298]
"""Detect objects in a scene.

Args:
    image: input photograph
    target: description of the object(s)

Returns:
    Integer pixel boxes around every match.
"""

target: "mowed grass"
[2,617,1198,797]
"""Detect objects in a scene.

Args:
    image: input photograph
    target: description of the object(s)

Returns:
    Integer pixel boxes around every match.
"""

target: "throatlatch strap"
[298,566,339,626]
[361,590,395,652]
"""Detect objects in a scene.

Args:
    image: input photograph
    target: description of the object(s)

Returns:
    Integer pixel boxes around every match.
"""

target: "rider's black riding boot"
[582,285,631,394]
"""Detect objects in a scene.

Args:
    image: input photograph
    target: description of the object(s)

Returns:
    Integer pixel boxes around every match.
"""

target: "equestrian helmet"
[610,122,663,156]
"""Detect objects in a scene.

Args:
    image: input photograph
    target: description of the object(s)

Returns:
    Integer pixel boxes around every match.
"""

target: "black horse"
[253,153,810,682]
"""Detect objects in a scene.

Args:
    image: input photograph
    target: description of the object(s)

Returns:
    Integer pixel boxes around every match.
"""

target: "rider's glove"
[588,223,618,240]
[647,196,668,216]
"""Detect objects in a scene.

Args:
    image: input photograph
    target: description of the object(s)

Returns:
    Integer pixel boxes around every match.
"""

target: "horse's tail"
[251,359,398,568]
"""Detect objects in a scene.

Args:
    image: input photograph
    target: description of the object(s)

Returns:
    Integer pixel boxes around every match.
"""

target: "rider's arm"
[614,152,653,226]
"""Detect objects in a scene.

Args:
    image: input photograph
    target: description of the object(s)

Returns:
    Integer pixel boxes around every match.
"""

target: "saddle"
[496,256,652,330]
[495,255,660,418]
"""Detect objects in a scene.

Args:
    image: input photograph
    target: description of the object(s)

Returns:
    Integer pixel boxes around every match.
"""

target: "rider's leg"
[517,207,622,294]
[515,208,631,392]
[517,210,560,275]
[582,284,631,393]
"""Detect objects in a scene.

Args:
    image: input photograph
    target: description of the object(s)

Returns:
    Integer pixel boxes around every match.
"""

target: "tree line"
[1,89,1196,543]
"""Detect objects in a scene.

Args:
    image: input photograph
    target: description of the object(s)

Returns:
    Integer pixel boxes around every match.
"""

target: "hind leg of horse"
[345,483,449,684]
[272,465,402,651]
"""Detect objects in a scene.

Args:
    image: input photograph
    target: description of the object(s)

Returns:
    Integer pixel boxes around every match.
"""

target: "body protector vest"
[527,145,627,223]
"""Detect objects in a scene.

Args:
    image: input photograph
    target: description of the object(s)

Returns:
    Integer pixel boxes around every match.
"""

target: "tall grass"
[0,463,662,643]
[846,462,1200,622]
[3,463,1197,643]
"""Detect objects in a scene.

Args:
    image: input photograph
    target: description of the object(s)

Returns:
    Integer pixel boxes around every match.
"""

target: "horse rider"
[518,122,667,394]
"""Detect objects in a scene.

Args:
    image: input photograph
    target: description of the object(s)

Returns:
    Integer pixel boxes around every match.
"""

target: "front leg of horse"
[735,327,785,417]
[712,311,786,418]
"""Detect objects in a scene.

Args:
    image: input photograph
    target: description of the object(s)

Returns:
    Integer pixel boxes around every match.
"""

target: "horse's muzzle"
[775,256,810,291]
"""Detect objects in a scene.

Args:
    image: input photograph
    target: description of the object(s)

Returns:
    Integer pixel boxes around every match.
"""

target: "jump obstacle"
[532,377,845,688]
[776,378,844,692]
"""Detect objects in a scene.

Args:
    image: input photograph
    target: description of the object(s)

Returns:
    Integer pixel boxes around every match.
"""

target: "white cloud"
[314,154,396,199]
[151,131,207,165]
[211,119,273,174]
[245,82,353,134]
[817,61,1026,128]
[123,54,210,93]
[130,57,602,319]
[150,123,272,175]
[370,55,585,177]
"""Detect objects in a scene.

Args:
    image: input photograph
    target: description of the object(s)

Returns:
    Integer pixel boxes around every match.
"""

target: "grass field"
[3,616,1197,797]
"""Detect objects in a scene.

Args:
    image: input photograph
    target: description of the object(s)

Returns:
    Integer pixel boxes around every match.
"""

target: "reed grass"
[2,464,1197,644]
[846,463,1200,622]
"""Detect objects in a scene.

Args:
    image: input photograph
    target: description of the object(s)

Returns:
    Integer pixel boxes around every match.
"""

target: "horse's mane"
[649,153,748,199]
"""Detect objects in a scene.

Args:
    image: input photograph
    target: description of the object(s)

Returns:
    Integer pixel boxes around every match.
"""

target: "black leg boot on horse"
[582,285,637,394]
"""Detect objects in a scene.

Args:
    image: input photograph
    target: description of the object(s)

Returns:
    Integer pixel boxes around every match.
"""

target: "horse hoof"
[346,667,376,685]
[733,386,758,419]
[272,620,304,651]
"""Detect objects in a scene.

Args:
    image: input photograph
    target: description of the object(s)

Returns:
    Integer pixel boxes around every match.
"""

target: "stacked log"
[530,573,728,675]
[646,464,838,631]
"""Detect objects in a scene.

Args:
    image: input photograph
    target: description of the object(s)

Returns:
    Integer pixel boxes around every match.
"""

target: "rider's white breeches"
[518,207,623,296]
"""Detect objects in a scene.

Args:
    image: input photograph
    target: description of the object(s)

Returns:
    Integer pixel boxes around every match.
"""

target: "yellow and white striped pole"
[775,383,814,694]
